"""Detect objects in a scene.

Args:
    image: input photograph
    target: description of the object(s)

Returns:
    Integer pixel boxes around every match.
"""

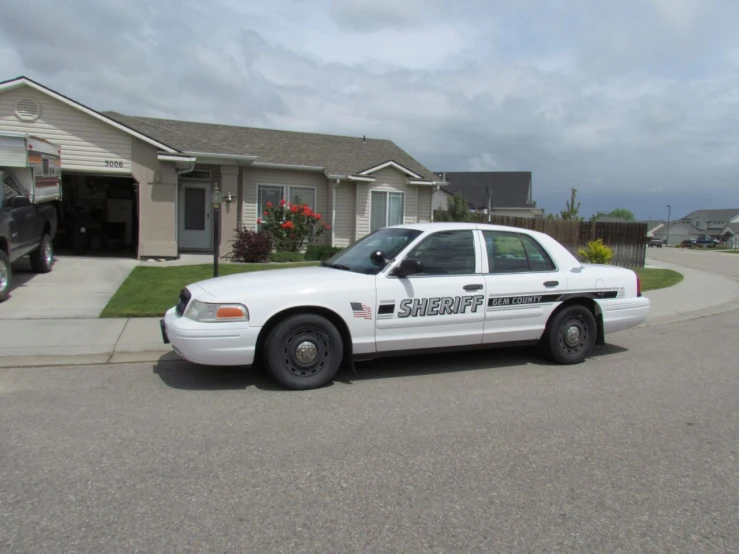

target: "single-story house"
[652,221,705,246]
[431,171,542,219]
[638,220,667,238]
[0,75,446,259]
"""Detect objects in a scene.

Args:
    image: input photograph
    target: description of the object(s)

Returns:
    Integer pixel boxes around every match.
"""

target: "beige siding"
[333,184,356,247]
[355,167,421,238]
[0,85,133,174]
[242,168,330,245]
[417,187,432,222]
[132,139,178,258]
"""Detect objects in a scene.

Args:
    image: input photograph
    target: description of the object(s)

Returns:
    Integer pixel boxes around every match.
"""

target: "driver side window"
[406,230,477,275]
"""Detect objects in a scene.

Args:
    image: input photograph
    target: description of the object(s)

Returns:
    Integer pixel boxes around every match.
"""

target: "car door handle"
[544,281,559,287]
[463,284,483,291]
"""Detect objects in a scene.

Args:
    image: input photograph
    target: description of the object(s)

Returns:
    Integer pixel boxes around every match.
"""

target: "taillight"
[636,274,642,297]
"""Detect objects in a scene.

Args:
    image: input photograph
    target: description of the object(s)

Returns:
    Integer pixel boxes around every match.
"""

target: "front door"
[481,229,567,343]
[375,229,486,352]
[178,182,212,250]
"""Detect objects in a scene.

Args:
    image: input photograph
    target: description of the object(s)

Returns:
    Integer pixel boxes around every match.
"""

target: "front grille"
[175,287,191,316]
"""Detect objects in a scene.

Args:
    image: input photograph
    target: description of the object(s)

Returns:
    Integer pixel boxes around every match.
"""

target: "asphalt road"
[2,312,739,553]
[648,247,739,281]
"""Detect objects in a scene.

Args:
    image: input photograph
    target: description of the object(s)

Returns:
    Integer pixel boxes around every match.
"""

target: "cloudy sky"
[1,0,738,220]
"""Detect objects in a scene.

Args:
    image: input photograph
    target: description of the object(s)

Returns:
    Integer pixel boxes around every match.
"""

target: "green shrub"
[270,251,305,263]
[578,239,614,264]
[225,227,272,263]
[305,244,343,261]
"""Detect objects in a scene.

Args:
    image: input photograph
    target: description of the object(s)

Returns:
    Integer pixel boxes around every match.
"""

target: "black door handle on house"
[464,284,483,291]
[543,281,559,287]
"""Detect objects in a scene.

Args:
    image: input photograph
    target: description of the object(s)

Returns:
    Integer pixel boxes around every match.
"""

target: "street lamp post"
[665,204,671,246]
[212,183,221,277]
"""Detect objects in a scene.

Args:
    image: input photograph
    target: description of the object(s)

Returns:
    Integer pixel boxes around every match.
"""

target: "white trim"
[184,152,258,165]
[251,161,325,172]
[370,190,406,232]
[348,175,376,182]
[0,77,180,153]
[358,161,422,179]
[408,179,445,186]
[158,154,197,163]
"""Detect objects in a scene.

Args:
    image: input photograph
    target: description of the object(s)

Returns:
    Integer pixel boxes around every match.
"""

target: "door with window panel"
[178,181,212,250]
[481,230,565,344]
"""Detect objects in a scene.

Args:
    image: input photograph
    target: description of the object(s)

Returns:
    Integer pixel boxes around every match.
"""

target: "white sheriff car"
[161,223,650,390]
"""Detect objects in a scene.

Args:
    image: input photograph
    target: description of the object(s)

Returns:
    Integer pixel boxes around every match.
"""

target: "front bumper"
[600,296,651,333]
[161,308,260,366]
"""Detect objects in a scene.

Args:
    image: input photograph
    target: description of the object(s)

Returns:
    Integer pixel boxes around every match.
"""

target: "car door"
[374,228,487,352]
[2,174,34,256]
[480,229,567,344]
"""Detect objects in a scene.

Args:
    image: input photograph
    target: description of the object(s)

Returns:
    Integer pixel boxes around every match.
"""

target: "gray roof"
[593,216,627,222]
[102,112,437,180]
[680,209,739,222]
[723,222,739,234]
[433,171,533,209]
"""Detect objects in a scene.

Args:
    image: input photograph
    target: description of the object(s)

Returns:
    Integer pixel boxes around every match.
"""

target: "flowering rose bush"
[259,198,330,252]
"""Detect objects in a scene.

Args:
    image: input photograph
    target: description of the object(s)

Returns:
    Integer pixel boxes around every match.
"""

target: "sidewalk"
[2,258,739,368]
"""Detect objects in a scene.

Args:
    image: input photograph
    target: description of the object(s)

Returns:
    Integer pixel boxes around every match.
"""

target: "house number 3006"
[105,160,124,168]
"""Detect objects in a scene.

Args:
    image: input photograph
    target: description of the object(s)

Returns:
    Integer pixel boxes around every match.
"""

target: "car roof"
[388,222,540,234]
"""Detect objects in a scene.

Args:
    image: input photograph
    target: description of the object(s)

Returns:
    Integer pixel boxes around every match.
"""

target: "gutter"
[331,179,340,247]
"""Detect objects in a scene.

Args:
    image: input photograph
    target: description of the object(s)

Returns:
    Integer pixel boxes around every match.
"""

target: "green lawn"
[102,263,684,318]
[634,268,684,291]
[100,262,319,318]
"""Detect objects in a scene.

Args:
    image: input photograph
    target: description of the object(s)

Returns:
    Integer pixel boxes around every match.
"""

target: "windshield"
[323,227,423,274]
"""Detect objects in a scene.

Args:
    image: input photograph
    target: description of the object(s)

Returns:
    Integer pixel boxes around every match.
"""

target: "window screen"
[184,187,206,230]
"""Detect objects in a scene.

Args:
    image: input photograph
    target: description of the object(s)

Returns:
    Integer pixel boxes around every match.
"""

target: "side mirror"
[370,250,389,267]
[9,196,32,208]
[393,258,423,278]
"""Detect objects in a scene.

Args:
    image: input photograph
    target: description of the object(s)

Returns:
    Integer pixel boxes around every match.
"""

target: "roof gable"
[680,208,739,222]
[0,76,178,153]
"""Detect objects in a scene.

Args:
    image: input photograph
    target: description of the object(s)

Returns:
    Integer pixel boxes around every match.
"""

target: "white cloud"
[0,0,738,218]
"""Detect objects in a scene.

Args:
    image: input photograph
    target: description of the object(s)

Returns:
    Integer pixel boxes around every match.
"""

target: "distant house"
[651,209,739,246]
[432,171,543,219]
[720,222,739,249]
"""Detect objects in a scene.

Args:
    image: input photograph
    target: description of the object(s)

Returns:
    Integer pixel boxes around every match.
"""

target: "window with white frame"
[371,191,404,231]
[257,184,317,223]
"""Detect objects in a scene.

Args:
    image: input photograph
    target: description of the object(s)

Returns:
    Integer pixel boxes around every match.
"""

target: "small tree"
[259,197,329,252]
[559,187,582,221]
[607,208,635,221]
[433,192,471,222]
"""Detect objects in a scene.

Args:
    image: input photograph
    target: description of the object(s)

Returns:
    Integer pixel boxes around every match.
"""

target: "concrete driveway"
[0,255,139,320]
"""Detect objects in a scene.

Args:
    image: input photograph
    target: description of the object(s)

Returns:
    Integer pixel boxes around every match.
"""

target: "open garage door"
[54,173,139,258]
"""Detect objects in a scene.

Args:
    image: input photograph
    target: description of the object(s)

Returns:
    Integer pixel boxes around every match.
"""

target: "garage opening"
[53,173,139,258]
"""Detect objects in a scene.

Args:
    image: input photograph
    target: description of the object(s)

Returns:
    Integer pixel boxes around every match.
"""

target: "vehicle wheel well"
[42,221,51,236]
[547,297,605,346]
[0,238,7,255]
[254,306,353,367]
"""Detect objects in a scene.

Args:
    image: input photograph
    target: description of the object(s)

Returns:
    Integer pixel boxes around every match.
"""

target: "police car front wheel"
[263,313,344,390]
[545,304,597,364]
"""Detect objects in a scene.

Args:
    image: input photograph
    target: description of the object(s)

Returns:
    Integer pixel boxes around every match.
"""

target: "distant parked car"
[694,236,719,248]
[648,238,663,248]
[680,239,696,248]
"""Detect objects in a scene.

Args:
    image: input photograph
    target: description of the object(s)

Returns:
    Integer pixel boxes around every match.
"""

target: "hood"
[189,265,370,299]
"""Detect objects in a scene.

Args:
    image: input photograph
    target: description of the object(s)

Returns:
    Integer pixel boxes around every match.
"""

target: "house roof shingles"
[102,112,438,180]
[433,171,533,209]
[680,209,739,223]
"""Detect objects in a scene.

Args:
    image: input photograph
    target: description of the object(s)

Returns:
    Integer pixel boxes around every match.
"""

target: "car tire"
[263,313,344,390]
[544,304,597,365]
[29,233,54,273]
[0,250,11,302]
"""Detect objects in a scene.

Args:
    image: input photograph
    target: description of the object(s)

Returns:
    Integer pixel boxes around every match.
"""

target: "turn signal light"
[636,274,642,297]
[216,306,247,320]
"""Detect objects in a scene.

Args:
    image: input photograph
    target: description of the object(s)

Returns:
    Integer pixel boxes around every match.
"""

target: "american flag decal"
[350,302,373,320]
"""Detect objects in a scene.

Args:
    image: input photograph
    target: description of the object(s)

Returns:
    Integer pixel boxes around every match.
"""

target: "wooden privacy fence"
[461,214,649,267]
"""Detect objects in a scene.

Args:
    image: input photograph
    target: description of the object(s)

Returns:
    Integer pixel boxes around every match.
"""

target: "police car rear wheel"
[263,314,344,390]
[545,305,596,364]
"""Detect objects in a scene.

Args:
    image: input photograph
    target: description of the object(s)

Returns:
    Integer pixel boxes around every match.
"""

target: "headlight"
[184,299,249,322]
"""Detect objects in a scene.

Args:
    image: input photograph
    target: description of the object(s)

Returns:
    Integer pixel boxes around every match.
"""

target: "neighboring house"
[720,222,739,249]
[0,75,445,259]
[652,221,705,246]
[638,220,667,238]
[677,209,739,239]
[431,171,543,219]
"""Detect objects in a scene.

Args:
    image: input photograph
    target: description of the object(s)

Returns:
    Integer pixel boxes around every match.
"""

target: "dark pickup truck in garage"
[0,132,62,302]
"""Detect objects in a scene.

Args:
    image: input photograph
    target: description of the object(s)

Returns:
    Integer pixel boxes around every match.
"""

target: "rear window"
[483,231,556,273]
